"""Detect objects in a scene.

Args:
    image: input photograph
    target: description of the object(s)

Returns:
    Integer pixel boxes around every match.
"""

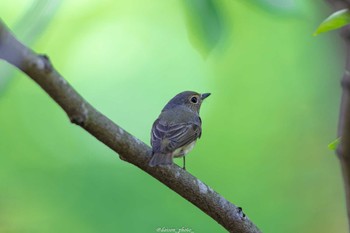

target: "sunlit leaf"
[328,138,340,151]
[182,0,225,57]
[314,9,350,36]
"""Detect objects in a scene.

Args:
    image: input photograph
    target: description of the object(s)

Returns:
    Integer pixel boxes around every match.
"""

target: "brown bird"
[149,91,210,169]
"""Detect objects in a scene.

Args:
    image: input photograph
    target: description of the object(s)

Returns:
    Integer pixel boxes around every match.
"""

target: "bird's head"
[162,91,211,113]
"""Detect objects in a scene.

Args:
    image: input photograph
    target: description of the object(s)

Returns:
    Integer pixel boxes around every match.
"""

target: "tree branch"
[0,19,261,232]
[326,0,350,230]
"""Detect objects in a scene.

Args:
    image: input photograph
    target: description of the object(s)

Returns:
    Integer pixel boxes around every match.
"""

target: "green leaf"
[182,0,226,57]
[328,138,340,151]
[314,9,350,36]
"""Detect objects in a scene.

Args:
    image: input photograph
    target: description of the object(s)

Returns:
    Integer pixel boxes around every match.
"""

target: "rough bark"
[0,19,261,233]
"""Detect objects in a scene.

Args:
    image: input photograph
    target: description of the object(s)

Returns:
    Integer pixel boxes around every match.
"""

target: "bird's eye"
[190,96,198,103]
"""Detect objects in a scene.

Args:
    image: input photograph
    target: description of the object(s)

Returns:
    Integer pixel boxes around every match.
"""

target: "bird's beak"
[201,93,211,100]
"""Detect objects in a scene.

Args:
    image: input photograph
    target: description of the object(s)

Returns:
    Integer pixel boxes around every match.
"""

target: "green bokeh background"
[0,0,346,232]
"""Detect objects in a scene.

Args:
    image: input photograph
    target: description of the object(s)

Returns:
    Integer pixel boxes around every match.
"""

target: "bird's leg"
[183,157,186,170]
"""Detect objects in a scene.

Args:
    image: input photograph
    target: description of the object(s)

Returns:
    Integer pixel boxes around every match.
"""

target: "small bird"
[149,91,210,169]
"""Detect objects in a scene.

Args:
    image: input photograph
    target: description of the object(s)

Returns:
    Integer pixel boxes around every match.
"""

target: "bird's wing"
[151,119,201,153]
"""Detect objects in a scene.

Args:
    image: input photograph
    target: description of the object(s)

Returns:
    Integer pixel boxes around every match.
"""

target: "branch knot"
[69,103,88,126]
[32,54,53,73]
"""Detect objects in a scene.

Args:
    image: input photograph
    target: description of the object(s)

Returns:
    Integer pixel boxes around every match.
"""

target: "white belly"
[173,141,196,158]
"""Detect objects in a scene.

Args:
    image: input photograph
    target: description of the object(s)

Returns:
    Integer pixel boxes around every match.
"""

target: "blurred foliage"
[182,0,226,57]
[182,0,299,57]
[314,9,350,35]
[243,0,300,16]
[0,0,61,94]
[0,0,346,233]
[13,0,61,44]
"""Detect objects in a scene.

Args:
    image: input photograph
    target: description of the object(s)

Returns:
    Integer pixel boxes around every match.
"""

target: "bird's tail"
[149,152,173,167]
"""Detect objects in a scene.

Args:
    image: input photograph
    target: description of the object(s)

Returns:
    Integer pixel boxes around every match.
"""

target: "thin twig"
[326,0,350,230]
[0,19,261,233]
